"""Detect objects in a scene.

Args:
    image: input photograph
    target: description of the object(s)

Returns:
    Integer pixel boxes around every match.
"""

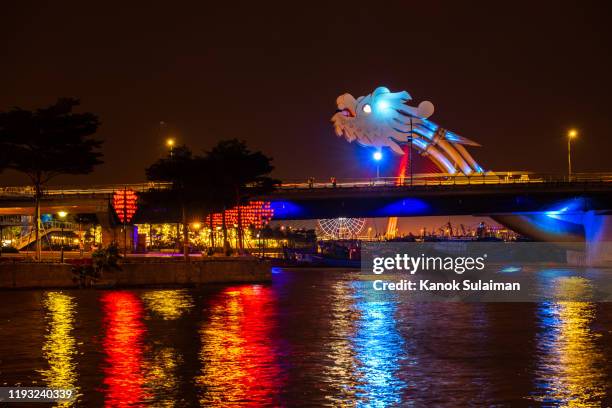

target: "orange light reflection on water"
[532,276,606,406]
[197,285,283,406]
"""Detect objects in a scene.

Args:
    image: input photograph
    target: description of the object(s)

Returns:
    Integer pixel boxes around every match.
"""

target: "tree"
[0,98,102,260]
[207,139,278,251]
[145,146,217,261]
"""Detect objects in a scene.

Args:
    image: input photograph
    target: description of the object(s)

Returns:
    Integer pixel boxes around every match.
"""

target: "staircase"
[15,221,78,250]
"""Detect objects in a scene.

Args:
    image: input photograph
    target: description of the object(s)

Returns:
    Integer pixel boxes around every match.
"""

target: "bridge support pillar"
[584,211,612,267]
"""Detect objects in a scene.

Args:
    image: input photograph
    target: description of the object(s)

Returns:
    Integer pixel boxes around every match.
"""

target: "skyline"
[1,2,611,185]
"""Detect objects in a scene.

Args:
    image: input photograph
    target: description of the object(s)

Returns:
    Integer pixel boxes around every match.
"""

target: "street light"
[57,211,67,263]
[166,138,175,157]
[373,150,383,179]
[567,129,578,179]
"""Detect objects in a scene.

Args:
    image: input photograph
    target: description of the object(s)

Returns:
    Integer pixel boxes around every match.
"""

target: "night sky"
[1,1,611,186]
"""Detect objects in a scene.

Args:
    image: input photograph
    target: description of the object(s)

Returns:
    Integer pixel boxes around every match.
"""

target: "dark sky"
[1,1,611,186]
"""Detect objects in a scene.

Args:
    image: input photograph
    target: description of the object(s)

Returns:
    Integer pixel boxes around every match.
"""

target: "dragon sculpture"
[331,86,484,174]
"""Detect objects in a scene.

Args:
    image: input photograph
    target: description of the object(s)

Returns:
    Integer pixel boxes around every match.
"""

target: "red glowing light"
[113,188,138,223]
[211,201,273,229]
[101,292,147,407]
[198,285,284,404]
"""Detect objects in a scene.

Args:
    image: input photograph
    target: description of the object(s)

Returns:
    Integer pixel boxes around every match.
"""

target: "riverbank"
[0,257,271,288]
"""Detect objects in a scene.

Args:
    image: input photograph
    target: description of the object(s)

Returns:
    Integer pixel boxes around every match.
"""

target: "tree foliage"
[0,97,103,260]
[144,139,277,256]
[0,97,102,184]
[207,139,278,204]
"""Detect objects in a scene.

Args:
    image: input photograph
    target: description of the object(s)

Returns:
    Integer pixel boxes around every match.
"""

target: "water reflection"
[39,292,79,407]
[142,289,194,320]
[323,281,359,405]
[532,276,607,406]
[197,285,283,406]
[141,289,194,406]
[101,292,147,407]
[143,346,181,407]
[352,284,406,406]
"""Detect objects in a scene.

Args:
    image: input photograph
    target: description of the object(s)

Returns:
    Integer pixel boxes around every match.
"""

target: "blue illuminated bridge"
[1,172,612,249]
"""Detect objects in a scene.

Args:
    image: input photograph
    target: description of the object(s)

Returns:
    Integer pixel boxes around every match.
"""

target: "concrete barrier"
[0,263,76,288]
[0,257,271,289]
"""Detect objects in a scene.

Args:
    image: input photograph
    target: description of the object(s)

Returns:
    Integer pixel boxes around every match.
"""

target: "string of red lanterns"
[210,201,273,229]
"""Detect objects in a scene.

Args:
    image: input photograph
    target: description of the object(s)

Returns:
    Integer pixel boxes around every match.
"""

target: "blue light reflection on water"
[351,281,407,407]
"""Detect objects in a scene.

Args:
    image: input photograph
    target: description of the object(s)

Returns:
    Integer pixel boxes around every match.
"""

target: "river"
[1,268,611,406]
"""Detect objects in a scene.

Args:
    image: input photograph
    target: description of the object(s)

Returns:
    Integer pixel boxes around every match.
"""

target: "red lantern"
[211,201,273,229]
[113,188,138,224]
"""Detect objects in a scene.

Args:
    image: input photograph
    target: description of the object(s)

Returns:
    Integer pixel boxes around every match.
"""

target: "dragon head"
[331,86,483,174]
[331,86,436,155]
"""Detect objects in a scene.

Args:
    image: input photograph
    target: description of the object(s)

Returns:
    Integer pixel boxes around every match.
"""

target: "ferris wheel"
[317,218,367,239]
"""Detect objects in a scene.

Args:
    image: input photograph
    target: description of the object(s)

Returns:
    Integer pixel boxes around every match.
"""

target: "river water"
[1,268,611,406]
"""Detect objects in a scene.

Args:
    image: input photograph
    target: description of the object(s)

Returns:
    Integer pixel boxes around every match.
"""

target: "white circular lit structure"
[317,218,366,239]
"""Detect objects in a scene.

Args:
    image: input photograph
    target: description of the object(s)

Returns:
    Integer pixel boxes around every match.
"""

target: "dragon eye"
[362,104,372,113]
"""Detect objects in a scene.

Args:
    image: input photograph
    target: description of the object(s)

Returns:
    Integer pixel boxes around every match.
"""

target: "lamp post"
[373,150,383,179]
[166,138,175,157]
[567,129,578,180]
[57,211,67,263]
[409,117,414,186]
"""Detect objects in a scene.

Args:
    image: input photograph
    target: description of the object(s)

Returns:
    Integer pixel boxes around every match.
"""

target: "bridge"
[1,172,612,264]
[1,172,611,244]
[2,86,609,263]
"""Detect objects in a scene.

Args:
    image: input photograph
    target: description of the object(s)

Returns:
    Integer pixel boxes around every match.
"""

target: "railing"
[0,182,172,198]
[278,172,612,189]
[15,221,79,250]
[1,172,611,198]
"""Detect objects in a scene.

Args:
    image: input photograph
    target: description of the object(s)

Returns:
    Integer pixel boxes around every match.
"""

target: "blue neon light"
[269,201,304,219]
[500,266,522,273]
[375,198,430,217]
[413,127,435,140]
[412,139,428,150]
[419,118,439,133]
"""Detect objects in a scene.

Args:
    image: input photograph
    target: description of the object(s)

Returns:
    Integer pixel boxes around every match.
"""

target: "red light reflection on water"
[101,292,147,407]
[198,285,283,406]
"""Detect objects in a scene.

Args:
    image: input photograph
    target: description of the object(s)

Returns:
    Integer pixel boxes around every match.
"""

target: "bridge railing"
[1,173,611,198]
[0,182,172,198]
[278,172,612,189]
